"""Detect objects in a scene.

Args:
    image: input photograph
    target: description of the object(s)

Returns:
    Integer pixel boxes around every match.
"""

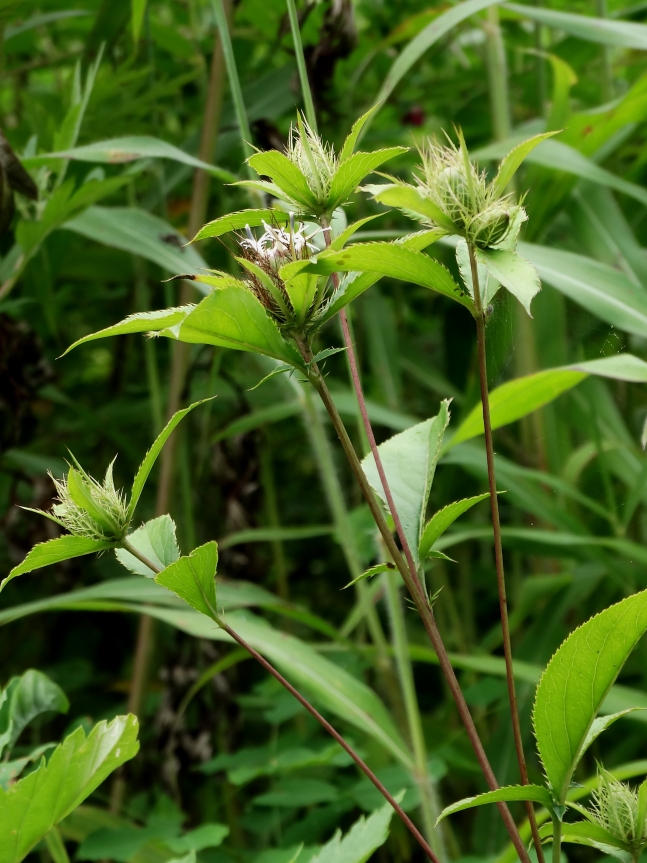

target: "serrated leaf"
[477,249,541,316]
[343,563,394,589]
[328,148,408,211]
[115,515,180,576]
[328,214,385,251]
[0,716,139,863]
[456,240,500,307]
[0,670,69,754]
[362,402,450,567]
[419,493,491,561]
[129,401,212,519]
[155,542,219,619]
[193,209,290,242]
[437,784,554,824]
[309,800,395,863]
[247,151,317,209]
[1,536,115,593]
[369,183,457,232]
[533,589,647,803]
[579,709,645,760]
[169,287,305,368]
[492,131,560,195]
[64,306,194,356]
[339,105,382,162]
[302,243,472,311]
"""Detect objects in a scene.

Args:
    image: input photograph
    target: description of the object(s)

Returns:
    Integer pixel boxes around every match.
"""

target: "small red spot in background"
[402,105,425,127]
[581,125,594,137]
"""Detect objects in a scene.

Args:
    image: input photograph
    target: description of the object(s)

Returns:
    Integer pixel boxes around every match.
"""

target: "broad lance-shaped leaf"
[437,784,554,824]
[23,135,236,182]
[193,208,291,242]
[419,493,490,561]
[309,800,395,863]
[0,670,69,756]
[155,542,219,619]
[129,400,213,518]
[247,150,317,209]
[302,243,473,312]
[477,248,541,317]
[362,401,450,567]
[491,131,560,195]
[1,536,115,592]
[450,353,647,447]
[533,589,647,803]
[64,306,194,355]
[327,147,408,211]
[339,104,381,161]
[0,715,139,863]
[368,182,457,232]
[115,515,180,576]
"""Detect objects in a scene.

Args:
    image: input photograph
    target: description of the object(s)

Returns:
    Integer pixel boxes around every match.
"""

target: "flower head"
[48,459,130,542]
[286,118,339,207]
[588,768,647,849]
[237,218,322,331]
[417,136,526,250]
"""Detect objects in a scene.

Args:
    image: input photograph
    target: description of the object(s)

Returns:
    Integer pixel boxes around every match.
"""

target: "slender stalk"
[260,447,290,600]
[483,6,511,142]
[468,243,544,863]
[135,548,437,861]
[211,0,255,168]
[551,815,562,863]
[384,568,446,860]
[285,0,318,131]
[301,344,531,863]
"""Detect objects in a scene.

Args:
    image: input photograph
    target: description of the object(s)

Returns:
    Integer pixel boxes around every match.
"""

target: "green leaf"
[343,563,395,589]
[167,824,229,853]
[437,784,554,823]
[362,402,450,567]
[155,542,219,619]
[533,589,647,802]
[369,183,457,232]
[66,467,119,534]
[328,214,385,251]
[505,2,647,49]
[132,0,148,43]
[193,209,290,242]
[115,515,180,576]
[451,354,647,446]
[64,306,194,355]
[477,249,541,316]
[520,242,647,338]
[1,536,115,593]
[247,151,317,209]
[419,493,491,560]
[538,820,632,862]
[303,243,473,311]
[171,286,305,368]
[129,400,212,519]
[24,136,235,182]
[579,709,646,760]
[328,148,408,211]
[456,240,500,307]
[63,206,212,290]
[339,105,382,162]
[0,715,139,863]
[492,131,560,195]
[309,801,395,863]
[0,670,69,754]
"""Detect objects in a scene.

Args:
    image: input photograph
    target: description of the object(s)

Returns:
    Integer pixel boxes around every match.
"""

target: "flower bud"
[49,459,130,542]
[470,206,511,248]
[589,767,647,850]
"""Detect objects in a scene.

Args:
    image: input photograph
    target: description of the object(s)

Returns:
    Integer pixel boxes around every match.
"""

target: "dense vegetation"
[4,1,647,862]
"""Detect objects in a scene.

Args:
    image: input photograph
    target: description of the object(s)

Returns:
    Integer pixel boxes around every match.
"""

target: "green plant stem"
[468,243,544,863]
[135,551,437,861]
[211,0,255,170]
[595,0,614,101]
[300,343,532,863]
[285,0,318,132]
[484,6,511,141]
[551,815,562,863]
[260,446,290,600]
[384,569,446,861]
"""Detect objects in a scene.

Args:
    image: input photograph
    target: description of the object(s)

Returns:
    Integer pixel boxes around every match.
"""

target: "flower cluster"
[238,218,322,330]
[47,460,130,542]
[417,138,526,250]
[588,768,647,850]
[286,119,339,207]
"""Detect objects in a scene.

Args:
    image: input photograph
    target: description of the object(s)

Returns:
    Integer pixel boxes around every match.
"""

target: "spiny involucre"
[589,767,647,848]
[286,118,339,206]
[418,137,526,250]
[47,459,130,542]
